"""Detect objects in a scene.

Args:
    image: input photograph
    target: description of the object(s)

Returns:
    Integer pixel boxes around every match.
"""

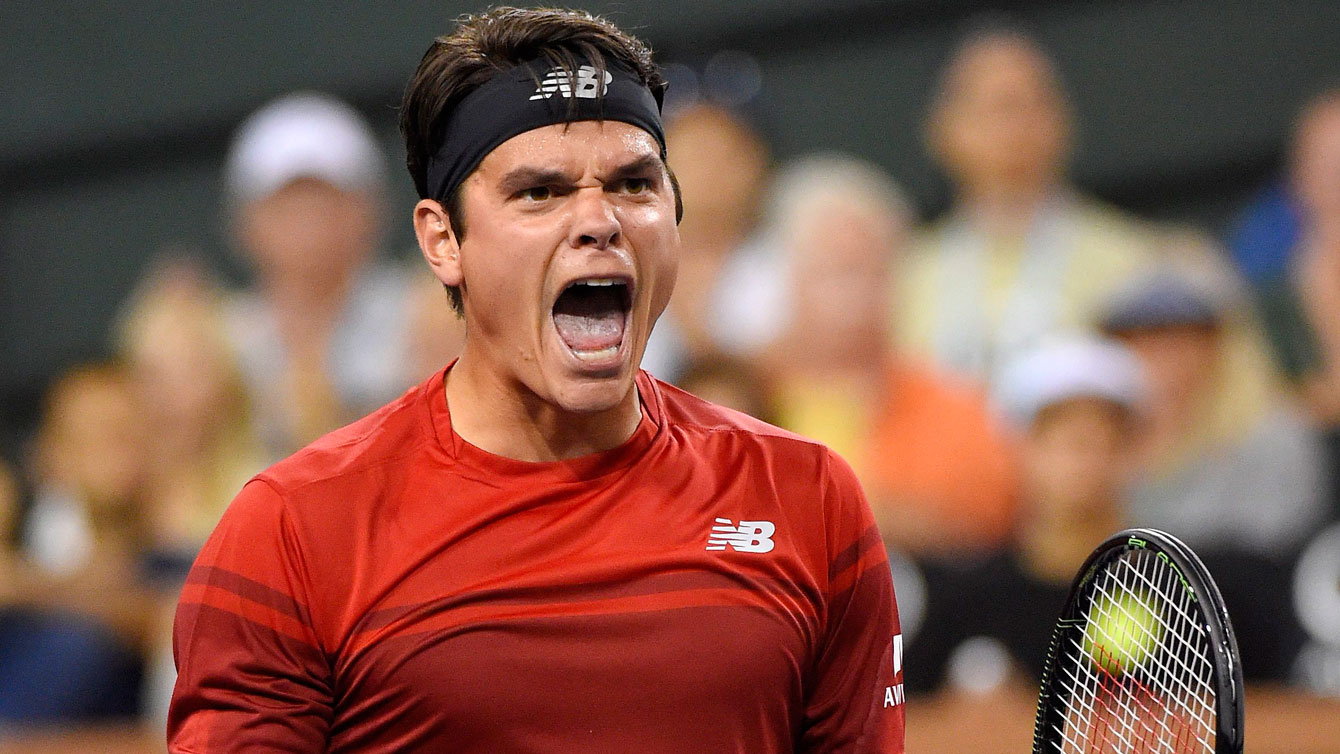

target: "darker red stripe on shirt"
[827,558,894,614]
[352,567,822,636]
[176,602,330,681]
[171,602,333,749]
[186,565,311,625]
[828,524,883,582]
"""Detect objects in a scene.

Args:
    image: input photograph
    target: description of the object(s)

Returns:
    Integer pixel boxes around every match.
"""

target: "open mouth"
[551,278,632,365]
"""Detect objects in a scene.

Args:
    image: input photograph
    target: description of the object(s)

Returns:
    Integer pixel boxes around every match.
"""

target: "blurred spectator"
[1,365,155,723]
[405,274,469,385]
[904,337,1146,693]
[222,92,435,458]
[642,103,776,380]
[997,338,1146,564]
[21,365,147,578]
[115,258,265,561]
[897,22,1160,382]
[1238,90,1340,429]
[1101,269,1329,559]
[762,154,1020,556]
[675,356,775,422]
[115,259,268,728]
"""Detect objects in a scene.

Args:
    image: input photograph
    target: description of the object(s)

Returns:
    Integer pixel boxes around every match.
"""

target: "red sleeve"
[799,450,905,753]
[168,479,332,753]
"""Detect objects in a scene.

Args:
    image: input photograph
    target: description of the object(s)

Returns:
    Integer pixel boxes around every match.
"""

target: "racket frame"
[1031,527,1244,754]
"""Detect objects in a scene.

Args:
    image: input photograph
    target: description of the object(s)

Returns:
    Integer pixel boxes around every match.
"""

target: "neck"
[444,352,642,463]
[262,266,357,345]
[960,178,1059,236]
[1017,504,1121,584]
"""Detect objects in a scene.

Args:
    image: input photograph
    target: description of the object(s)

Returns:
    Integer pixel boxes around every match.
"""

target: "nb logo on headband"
[529,65,613,101]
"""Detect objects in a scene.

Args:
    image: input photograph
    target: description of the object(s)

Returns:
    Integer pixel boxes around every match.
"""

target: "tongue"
[552,286,626,352]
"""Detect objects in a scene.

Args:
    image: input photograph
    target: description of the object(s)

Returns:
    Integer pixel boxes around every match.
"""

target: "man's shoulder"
[257,378,433,495]
[650,376,839,467]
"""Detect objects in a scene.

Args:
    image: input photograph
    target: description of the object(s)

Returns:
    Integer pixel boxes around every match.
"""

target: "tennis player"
[168,7,903,752]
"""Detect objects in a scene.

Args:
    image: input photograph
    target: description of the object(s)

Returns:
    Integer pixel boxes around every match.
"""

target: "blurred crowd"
[3,20,1340,733]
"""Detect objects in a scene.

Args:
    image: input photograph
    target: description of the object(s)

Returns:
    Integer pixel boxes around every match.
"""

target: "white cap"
[995,336,1148,428]
[224,91,385,203]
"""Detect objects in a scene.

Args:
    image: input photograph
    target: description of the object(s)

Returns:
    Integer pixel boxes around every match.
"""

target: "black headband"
[425,57,667,201]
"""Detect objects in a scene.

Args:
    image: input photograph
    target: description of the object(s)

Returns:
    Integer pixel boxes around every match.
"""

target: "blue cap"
[1100,272,1224,333]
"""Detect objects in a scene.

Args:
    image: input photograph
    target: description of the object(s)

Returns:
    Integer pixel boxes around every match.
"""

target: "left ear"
[413,198,463,288]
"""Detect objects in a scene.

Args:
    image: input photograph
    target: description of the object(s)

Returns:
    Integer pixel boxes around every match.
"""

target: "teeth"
[571,345,619,362]
[571,278,620,288]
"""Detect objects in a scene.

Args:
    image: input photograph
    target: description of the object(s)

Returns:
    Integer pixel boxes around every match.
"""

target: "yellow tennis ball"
[1082,592,1162,675]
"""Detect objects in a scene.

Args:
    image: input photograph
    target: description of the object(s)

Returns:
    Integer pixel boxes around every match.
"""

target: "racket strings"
[1082,552,1212,752]
[1105,555,1214,751]
[1076,554,1213,752]
[1111,558,1217,716]
[1049,548,1217,753]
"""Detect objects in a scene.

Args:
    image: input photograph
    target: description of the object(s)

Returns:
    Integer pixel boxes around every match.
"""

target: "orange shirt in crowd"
[775,361,1020,554]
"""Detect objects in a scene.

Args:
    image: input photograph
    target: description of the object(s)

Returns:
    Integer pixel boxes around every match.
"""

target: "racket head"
[1032,528,1244,754]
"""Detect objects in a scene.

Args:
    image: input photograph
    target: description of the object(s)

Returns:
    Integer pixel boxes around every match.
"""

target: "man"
[1099,270,1327,559]
[169,8,903,753]
[223,91,447,459]
[762,154,1019,557]
[896,22,1160,383]
[1235,89,1340,426]
[1100,271,1321,680]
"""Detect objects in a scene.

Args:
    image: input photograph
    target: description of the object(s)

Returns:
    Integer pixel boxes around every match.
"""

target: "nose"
[568,187,621,250]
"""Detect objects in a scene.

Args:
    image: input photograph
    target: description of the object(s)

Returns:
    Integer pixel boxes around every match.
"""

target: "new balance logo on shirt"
[529,65,613,100]
[706,518,775,553]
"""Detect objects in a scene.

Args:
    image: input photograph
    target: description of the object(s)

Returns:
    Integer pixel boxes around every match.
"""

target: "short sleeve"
[799,450,905,753]
[168,479,332,753]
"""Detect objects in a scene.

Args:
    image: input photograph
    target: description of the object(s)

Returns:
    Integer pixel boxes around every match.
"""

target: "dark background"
[3,0,1339,450]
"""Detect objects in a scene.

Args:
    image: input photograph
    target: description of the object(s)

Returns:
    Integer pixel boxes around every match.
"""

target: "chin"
[547,369,637,415]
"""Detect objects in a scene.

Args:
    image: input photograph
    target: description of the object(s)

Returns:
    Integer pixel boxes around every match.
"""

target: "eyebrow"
[604,154,665,184]
[497,167,573,196]
[496,154,665,195]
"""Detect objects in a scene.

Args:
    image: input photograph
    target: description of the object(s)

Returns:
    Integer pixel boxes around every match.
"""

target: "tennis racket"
[1032,528,1244,753]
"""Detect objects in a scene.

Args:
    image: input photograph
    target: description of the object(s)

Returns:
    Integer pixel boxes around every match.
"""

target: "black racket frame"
[1031,527,1244,754]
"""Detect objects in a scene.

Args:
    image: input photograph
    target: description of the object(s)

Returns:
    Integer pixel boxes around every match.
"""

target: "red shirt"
[169,368,904,753]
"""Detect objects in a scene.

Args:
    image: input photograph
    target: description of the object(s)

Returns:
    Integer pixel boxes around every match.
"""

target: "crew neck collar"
[422,361,664,484]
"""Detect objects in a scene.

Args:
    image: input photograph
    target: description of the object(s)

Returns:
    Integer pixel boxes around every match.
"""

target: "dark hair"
[400,7,674,313]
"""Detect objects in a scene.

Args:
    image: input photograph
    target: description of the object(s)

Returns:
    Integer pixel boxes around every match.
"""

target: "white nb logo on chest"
[706,518,776,553]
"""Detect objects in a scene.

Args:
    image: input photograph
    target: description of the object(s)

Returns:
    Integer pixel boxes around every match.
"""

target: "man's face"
[933,37,1070,192]
[1118,325,1220,413]
[788,203,901,358]
[443,120,679,414]
[238,178,378,285]
[1024,397,1133,519]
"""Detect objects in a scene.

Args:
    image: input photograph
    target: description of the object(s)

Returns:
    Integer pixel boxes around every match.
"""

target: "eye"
[519,186,552,202]
[621,177,653,195]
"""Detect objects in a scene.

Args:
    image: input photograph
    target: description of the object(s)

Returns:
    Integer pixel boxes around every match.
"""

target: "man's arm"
[168,479,333,752]
[799,450,905,753]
